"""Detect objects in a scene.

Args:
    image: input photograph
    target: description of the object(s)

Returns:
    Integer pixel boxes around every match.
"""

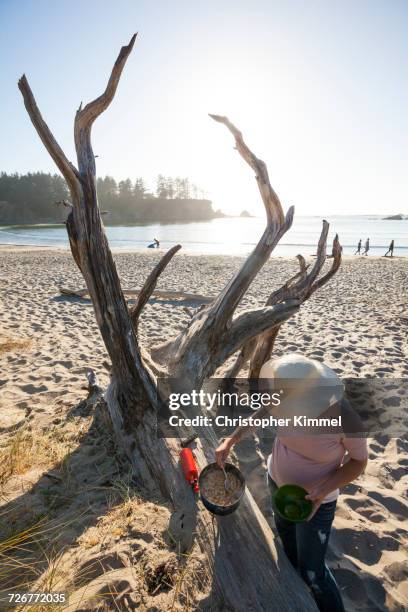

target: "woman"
[216,354,368,612]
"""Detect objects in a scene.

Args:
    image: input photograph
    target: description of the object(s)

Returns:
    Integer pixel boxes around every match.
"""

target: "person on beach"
[215,354,368,612]
[362,238,370,256]
[355,239,362,255]
[147,238,160,248]
[384,239,394,257]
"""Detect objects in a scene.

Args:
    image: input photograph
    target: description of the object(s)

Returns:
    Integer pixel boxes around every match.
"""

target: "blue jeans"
[268,475,345,612]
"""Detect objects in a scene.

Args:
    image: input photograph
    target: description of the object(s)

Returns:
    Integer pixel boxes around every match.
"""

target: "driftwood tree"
[225,230,342,380]
[19,34,342,611]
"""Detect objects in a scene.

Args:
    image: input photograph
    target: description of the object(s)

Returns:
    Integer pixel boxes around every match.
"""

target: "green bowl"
[273,484,313,523]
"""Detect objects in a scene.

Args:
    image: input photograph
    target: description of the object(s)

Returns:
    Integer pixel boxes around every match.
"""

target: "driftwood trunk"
[18,34,344,610]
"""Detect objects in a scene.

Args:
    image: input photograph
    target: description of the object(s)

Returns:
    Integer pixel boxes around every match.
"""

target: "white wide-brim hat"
[259,353,344,419]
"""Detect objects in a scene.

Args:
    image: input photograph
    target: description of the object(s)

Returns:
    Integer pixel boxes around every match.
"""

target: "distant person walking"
[354,239,362,255]
[362,238,370,256]
[384,240,394,257]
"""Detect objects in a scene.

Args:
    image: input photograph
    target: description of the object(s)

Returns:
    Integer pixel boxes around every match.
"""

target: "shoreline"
[2,215,407,258]
[1,244,407,260]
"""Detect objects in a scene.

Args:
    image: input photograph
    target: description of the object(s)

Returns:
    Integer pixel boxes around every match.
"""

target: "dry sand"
[0,246,407,611]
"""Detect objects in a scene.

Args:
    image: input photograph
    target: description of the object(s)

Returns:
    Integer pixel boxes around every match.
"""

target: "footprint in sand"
[374,434,391,447]
[379,463,407,483]
[383,561,408,583]
[343,497,384,524]
[383,395,401,407]
[342,482,361,495]
[56,360,73,369]
[396,438,408,453]
[332,527,398,565]
[20,383,48,394]
[352,360,365,369]
[332,567,368,605]
[367,490,408,520]
[363,574,388,610]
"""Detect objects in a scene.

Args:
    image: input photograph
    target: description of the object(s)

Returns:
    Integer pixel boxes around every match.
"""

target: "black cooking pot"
[199,462,246,516]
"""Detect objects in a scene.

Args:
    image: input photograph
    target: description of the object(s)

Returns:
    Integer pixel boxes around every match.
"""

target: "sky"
[0,0,407,216]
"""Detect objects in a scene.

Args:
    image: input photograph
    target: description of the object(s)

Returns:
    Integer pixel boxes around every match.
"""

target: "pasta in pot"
[200,468,242,506]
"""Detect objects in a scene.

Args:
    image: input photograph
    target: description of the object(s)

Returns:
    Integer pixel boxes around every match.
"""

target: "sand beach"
[0,246,407,610]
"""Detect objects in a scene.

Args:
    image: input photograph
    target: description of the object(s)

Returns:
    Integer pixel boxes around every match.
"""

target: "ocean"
[0,215,406,257]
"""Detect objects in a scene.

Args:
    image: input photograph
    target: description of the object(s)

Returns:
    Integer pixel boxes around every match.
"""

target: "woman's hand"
[305,480,331,519]
[305,481,330,507]
[306,458,367,508]
[214,421,253,467]
[215,437,233,468]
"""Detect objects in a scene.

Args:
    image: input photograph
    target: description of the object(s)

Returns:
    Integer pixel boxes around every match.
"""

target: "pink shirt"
[267,434,368,503]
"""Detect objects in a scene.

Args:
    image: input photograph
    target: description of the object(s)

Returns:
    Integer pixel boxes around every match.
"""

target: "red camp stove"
[180,447,199,493]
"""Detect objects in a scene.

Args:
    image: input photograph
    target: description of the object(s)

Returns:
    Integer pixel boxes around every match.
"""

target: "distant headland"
[0,172,238,225]
[383,214,407,220]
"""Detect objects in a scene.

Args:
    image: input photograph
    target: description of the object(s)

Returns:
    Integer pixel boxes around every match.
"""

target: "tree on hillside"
[118,178,133,197]
[18,34,341,609]
[96,175,118,206]
[180,177,190,199]
[156,173,168,198]
[173,176,182,199]
[0,171,68,223]
[165,176,174,199]
[191,183,199,199]
[133,177,146,199]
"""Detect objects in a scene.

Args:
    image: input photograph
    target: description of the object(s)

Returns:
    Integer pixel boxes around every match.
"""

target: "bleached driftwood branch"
[225,230,342,379]
[151,117,297,382]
